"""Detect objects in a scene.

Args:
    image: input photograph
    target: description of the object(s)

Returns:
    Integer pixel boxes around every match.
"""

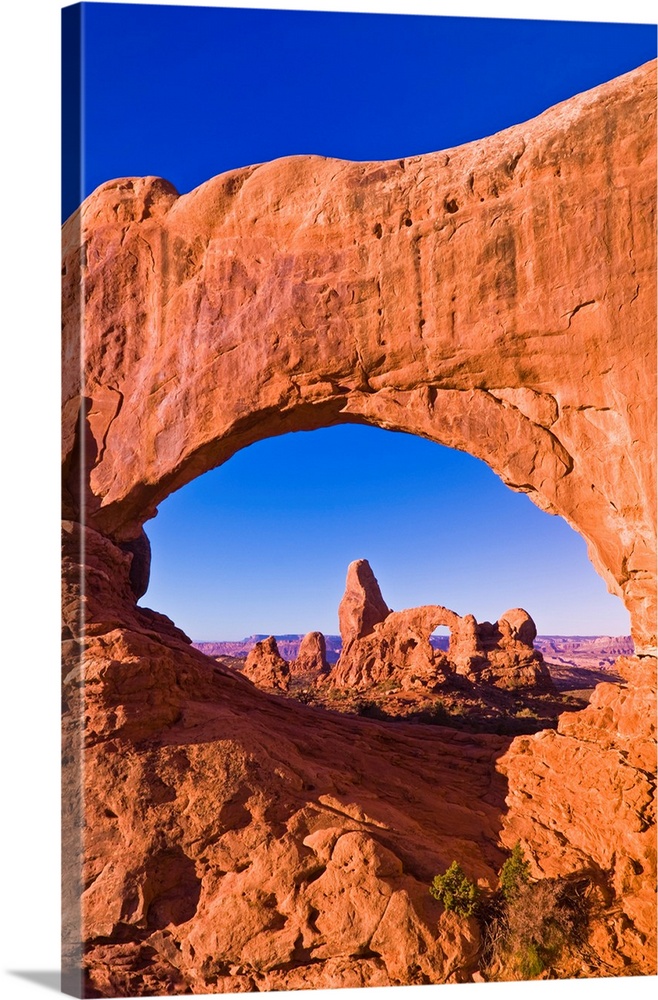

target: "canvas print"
[61,1,657,996]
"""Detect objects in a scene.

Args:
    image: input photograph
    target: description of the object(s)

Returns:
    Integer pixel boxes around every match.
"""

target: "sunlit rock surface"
[292,630,329,677]
[331,559,554,691]
[62,61,656,993]
[243,635,291,691]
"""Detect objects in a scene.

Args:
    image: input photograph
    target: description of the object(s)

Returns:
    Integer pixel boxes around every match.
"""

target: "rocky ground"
[217,652,592,736]
[62,528,656,994]
[211,559,628,736]
[212,638,630,736]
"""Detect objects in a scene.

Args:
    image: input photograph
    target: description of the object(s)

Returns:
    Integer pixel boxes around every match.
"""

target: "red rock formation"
[498,655,656,973]
[332,560,553,692]
[62,524,508,993]
[292,630,328,676]
[333,603,454,690]
[499,608,536,647]
[62,61,657,654]
[469,610,553,691]
[62,62,657,992]
[338,559,390,641]
[243,636,290,691]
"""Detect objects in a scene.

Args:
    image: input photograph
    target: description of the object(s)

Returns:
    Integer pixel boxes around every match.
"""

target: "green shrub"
[499,842,531,901]
[518,941,546,979]
[482,877,587,981]
[429,861,480,918]
[422,700,450,725]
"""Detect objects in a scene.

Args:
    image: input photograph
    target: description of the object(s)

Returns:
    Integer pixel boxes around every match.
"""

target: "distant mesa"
[195,634,342,662]
[196,630,633,693]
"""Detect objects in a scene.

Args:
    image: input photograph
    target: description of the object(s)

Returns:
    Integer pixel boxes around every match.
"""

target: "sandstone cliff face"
[498,655,656,973]
[62,61,657,993]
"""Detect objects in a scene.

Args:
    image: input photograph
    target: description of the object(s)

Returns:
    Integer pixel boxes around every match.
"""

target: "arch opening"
[139,423,631,734]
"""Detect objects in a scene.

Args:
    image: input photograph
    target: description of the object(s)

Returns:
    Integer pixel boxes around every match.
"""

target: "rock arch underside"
[62,62,656,994]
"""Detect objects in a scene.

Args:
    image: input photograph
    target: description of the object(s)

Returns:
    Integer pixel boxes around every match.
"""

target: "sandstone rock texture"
[62,522,509,994]
[292,630,329,676]
[498,654,657,973]
[62,60,656,654]
[62,62,656,993]
[473,609,552,690]
[243,636,290,691]
[338,559,391,640]
[332,559,554,692]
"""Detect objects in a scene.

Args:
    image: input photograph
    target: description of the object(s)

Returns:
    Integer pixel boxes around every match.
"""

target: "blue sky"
[143,427,633,639]
[68,2,656,639]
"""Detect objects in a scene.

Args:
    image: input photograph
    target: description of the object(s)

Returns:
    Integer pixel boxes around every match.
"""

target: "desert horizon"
[180,558,634,738]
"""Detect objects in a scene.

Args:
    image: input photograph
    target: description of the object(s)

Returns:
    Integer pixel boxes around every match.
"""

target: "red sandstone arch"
[61,63,658,992]
[62,60,656,652]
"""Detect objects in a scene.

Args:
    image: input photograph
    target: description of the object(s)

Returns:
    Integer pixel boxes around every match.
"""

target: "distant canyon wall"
[194,634,634,664]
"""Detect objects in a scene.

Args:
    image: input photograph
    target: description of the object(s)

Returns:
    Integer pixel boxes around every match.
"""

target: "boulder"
[469,610,554,692]
[499,608,537,646]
